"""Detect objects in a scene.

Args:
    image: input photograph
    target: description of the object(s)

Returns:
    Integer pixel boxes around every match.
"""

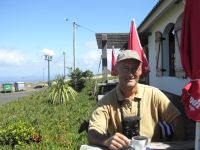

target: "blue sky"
[0,0,158,82]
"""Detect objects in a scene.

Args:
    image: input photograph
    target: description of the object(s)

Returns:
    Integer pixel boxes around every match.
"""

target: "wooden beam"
[102,34,107,82]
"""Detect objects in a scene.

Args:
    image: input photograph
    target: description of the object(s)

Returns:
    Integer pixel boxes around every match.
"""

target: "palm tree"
[48,75,77,104]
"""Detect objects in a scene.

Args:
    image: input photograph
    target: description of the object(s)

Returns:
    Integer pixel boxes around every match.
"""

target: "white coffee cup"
[130,135,148,150]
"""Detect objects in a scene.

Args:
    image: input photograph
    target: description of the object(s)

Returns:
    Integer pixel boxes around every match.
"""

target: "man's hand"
[104,132,131,150]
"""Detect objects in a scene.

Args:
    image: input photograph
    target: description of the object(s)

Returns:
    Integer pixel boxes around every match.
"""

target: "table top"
[147,141,194,149]
[80,141,194,150]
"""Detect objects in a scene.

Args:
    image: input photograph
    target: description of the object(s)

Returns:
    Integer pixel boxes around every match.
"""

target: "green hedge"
[0,80,96,149]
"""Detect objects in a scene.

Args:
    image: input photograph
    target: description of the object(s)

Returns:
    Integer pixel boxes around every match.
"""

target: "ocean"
[0,76,51,84]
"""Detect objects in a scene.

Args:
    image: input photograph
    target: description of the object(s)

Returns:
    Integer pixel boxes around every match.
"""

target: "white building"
[138,0,188,95]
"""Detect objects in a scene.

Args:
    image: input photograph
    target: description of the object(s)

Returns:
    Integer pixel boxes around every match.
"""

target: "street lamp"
[45,54,53,87]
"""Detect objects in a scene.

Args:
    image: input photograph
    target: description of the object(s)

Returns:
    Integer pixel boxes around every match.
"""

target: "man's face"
[116,59,142,88]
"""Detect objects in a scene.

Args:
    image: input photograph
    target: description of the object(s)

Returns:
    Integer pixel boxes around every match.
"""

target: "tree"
[82,70,94,80]
[67,68,94,92]
[67,68,83,92]
[48,75,77,104]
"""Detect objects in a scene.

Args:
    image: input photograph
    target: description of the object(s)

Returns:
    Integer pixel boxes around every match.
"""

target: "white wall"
[148,2,189,95]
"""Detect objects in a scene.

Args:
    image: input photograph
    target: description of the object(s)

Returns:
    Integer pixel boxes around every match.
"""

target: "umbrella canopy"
[128,20,150,78]
[180,0,200,121]
[111,46,117,76]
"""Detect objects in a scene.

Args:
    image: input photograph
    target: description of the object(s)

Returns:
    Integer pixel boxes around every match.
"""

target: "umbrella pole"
[195,122,200,150]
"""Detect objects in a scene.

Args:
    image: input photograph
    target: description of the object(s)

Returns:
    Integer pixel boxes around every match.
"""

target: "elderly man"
[88,50,185,150]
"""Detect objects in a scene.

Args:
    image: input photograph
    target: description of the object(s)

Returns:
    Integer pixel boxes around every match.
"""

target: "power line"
[64,17,96,33]
[64,17,96,72]
[49,53,63,66]
[78,24,96,33]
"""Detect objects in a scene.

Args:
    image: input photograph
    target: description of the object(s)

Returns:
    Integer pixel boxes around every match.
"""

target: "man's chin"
[126,81,137,87]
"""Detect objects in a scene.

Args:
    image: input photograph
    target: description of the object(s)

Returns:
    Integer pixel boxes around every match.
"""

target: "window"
[155,14,186,78]
[162,23,175,76]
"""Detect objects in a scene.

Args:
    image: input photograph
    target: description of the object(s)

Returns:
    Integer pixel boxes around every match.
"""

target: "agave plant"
[48,76,77,104]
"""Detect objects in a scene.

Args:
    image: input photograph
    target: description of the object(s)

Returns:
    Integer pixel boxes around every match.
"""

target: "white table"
[80,141,194,150]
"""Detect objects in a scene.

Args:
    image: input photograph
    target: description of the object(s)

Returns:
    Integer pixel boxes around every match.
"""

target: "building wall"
[147,2,189,95]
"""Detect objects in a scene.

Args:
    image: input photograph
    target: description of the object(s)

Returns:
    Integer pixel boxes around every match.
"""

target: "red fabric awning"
[180,0,200,121]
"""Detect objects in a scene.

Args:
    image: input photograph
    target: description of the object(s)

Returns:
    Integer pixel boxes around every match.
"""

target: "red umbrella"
[111,46,117,76]
[128,20,150,78]
[180,0,200,149]
[180,0,200,122]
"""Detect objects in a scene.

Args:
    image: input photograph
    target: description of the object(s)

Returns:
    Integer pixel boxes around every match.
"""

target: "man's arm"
[88,129,130,150]
[171,115,186,141]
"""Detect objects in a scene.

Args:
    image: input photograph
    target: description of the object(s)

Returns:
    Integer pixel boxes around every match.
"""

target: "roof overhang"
[96,32,150,49]
[138,0,183,32]
[96,33,128,49]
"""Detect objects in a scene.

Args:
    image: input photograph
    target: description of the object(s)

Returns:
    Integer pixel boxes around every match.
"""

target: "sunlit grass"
[0,80,96,149]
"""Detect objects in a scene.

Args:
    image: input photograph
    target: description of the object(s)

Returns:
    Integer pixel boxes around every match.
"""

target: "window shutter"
[174,14,186,78]
[155,31,163,76]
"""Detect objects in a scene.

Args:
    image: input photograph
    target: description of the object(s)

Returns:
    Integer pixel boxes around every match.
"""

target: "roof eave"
[138,0,179,32]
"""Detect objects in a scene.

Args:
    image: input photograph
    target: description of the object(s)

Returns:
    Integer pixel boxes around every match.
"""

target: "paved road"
[0,88,45,104]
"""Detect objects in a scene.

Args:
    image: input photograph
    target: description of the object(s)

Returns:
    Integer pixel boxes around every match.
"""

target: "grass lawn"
[0,80,96,149]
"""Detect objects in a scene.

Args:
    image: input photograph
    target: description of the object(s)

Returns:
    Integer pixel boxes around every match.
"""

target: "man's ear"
[138,63,142,75]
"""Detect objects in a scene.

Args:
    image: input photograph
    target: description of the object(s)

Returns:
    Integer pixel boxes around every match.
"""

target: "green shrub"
[0,121,41,147]
[68,68,94,92]
[0,79,96,149]
[49,75,77,104]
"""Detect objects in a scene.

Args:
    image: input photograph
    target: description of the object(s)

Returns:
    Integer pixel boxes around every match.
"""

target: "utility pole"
[42,67,45,86]
[73,21,76,71]
[65,17,95,72]
[45,55,53,87]
[63,52,66,78]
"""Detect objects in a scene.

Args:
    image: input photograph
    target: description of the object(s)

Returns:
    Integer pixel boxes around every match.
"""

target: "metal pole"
[45,55,52,87]
[48,57,51,87]
[42,67,44,86]
[195,122,200,150]
[73,21,76,71]
[63,52,66,78]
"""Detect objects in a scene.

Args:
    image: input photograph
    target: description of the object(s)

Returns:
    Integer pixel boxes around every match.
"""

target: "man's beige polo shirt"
[89,83,181,141]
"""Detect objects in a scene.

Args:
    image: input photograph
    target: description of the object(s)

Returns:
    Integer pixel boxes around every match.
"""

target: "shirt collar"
[116,83,144,102]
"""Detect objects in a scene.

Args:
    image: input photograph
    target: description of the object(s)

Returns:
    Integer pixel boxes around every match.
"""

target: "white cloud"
[84,41,98,49]
[0,48,61,79]
[78,40,120,73]
[83,50,100,64]
[81,41,99,64]
[0,49,26,66]
[31,58,43,65]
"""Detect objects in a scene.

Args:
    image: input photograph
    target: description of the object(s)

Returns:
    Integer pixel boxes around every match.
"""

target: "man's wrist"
[88,129,110,147]
[103,138,110,148]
